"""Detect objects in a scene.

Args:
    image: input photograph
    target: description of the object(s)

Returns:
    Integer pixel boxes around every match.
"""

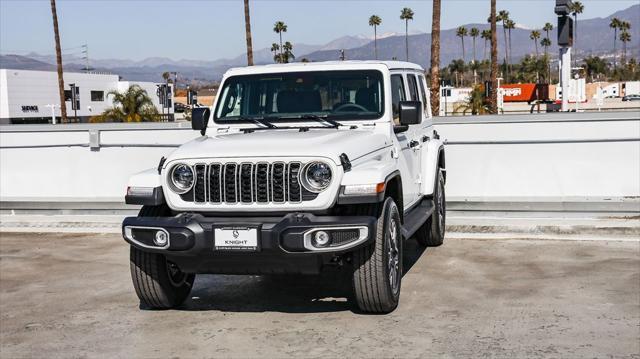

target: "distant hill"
[304,4,640,67]
[1,4,637,82]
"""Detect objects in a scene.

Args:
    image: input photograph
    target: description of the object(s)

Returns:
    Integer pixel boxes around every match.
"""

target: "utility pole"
[50,0,67,123]
[555,0,574,112]
[81,44,89,73]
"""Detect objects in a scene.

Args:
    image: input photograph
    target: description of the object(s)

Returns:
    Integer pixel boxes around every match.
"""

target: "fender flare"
[421,141,445,197]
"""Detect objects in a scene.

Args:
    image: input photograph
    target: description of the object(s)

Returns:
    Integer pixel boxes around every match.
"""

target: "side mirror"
[191,107,211,135]
[399,101,422,126]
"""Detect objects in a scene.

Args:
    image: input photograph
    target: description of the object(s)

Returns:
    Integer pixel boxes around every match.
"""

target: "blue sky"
[0,0,636,61]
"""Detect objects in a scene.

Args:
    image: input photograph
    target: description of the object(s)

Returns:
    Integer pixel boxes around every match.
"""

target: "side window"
[417,75,428,112]
[407,74,420,102]
[391,74,406,120]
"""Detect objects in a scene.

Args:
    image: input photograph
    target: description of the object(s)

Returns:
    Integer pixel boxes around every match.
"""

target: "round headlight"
[301,161,332,193]
[170,164,194,194]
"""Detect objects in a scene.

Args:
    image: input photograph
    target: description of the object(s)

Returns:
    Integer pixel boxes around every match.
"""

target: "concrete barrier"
[1,112,639,212]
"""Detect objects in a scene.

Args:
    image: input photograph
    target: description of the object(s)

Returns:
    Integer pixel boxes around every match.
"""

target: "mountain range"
[1,4,637,83]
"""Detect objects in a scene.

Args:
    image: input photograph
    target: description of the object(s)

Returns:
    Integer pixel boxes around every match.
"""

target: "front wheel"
[352,197,403,313]
[129,205,195,309]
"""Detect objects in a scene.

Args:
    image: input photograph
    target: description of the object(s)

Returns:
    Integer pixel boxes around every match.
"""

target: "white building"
[0,69,173,124]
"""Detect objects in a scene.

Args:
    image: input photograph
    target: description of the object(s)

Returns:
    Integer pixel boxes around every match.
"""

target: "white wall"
[1,113,639,211]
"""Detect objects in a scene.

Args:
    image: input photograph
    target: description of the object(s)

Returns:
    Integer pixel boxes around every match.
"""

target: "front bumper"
[122,212,376,274]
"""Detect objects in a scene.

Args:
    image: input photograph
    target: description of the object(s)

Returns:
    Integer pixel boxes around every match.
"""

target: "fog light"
[154,231,168,247]
[314,231,330,247]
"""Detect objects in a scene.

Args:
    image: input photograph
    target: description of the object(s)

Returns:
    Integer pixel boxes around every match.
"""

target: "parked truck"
[122,61,446,313]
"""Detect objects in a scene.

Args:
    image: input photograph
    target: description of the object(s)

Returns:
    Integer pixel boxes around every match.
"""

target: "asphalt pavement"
[0,232,638,358]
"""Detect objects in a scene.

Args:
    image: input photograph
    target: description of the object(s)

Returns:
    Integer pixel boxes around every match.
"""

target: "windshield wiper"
[238,116,278,129]
[279,114,341,128]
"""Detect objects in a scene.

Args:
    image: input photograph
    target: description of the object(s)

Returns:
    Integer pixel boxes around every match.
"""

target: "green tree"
[505,19,515,71]
[610,18,622,68]
[570,1,584,64]
[456,26,468,62]
[530,30,541,56]
[273,21,287,60]
[400,7,414,61]
[96,85,159,122]
[449,59,466,87]
[583,56,609,81]
[282,41,295,63]
[470,27,480,63]
[620,30,631,64]
[497,10,510,76]
[481,29,492,60]
[543,22,553,39]
[369,15,382,60]
[454,85,489,115]
[541,38,551,56]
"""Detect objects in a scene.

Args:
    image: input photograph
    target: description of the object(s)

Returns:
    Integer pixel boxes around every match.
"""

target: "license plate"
[214,227,259,251]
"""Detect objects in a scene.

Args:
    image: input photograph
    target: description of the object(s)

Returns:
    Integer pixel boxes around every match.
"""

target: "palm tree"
[49,0,67,123]
[96,85,159,122]
[273,21,287,59]
[505,19,515,69]
[454,85,489,115]
[456,26,468,62]
[481,29,491,60]
[490,0,498,113]
[429,0,442,116]
[368,15,382,60]
[282,41,295,63]
[470,27,480,63]
[243,0,254,66]
[497,10,510,75]
[610,18,622,69]
[449,59,466,87]
[271,43,281,63]
[543,22,553,39]
[530,30,541,56]
[620,30,631,64]
[400,7,414,61]
[541,38,551,56]
[570,1,584,65]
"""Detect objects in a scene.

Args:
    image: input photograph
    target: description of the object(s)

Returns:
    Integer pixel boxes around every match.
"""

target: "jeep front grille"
[182,162,317,205]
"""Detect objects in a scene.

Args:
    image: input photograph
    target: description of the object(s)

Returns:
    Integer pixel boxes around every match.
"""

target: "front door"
[390,73,422,209]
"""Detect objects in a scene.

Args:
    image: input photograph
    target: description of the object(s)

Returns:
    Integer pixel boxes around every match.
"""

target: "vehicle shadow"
[175,239,429,314]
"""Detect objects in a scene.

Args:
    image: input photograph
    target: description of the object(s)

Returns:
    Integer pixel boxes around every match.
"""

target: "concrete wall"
[1,112,638,211]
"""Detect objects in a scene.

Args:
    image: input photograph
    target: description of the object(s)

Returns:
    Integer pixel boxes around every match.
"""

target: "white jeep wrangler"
[123,61,446,313]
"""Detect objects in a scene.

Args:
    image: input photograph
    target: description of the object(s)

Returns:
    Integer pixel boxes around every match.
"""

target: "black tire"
[352,197,403,313]
[129,205,195,309]
[415,168,446,247]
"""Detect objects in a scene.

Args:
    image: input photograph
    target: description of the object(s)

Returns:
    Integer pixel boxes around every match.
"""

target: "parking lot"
[1,232,639,358]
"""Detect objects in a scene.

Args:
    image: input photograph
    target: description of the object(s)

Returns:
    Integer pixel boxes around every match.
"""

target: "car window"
[214,70,385,122]
[390,74,406,121]
[407,74,420,102]
[417,75,429,112]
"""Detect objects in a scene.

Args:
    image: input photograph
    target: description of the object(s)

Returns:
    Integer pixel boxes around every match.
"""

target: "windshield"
[214,70,384,123]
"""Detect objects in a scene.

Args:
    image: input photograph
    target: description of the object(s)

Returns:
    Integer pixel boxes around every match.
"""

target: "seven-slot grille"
[184,162,312,204]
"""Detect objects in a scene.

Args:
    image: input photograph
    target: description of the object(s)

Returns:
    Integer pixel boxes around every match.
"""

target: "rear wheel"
[352,197,403,313]
[415,168,446,247]
[129,205,195,309]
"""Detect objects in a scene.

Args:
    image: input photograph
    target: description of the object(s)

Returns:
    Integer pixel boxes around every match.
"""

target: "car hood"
[167,128,390,164]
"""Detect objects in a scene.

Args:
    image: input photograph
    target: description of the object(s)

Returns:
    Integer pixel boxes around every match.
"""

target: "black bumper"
[122,213,376,274]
